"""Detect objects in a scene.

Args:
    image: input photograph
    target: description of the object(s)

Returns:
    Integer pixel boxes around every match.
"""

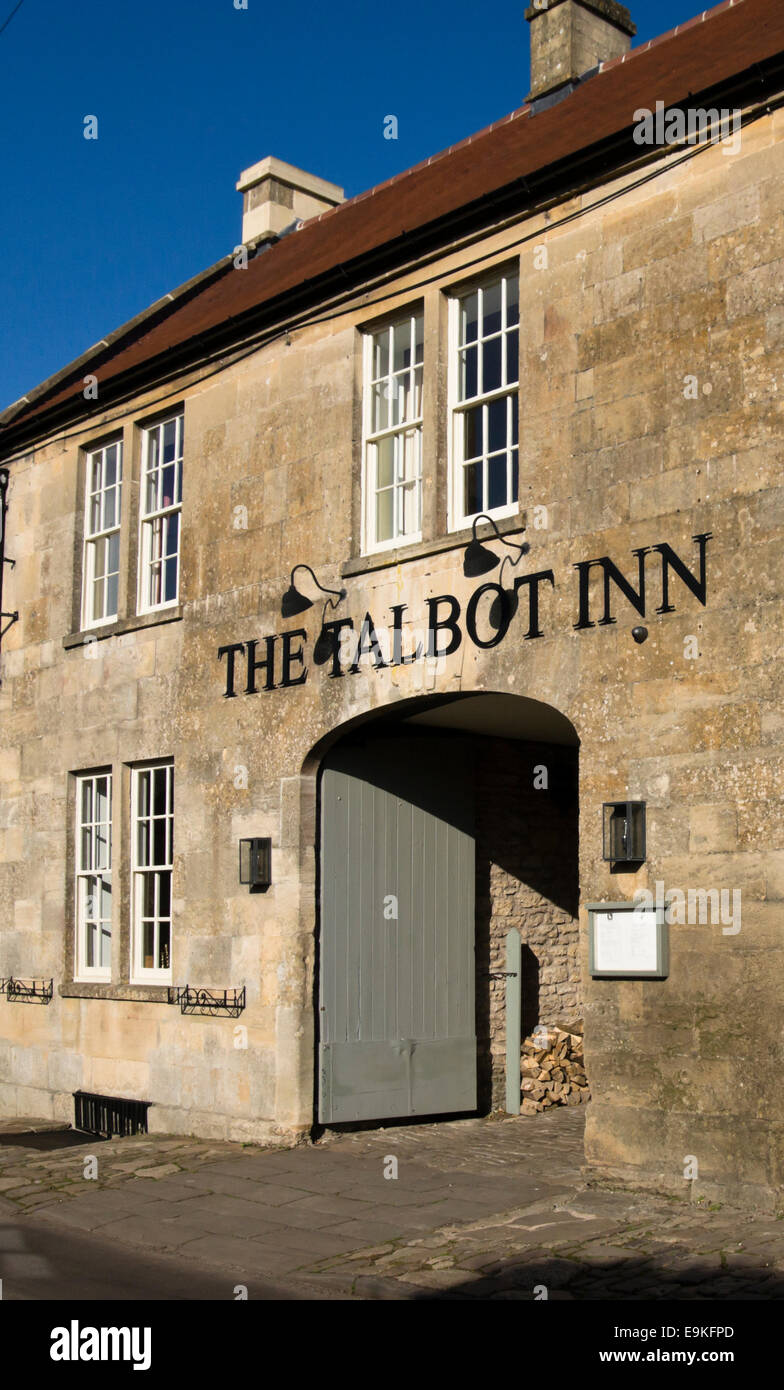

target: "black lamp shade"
[463,538,500,578]
[281,585,313,618]
[603,802,646,864]
[239,837,272,889]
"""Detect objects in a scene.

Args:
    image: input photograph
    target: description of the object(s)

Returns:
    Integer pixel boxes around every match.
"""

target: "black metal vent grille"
[74,1091,150,1138]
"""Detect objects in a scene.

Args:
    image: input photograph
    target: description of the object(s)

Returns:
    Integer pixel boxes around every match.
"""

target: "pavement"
[1,1108,783,1300]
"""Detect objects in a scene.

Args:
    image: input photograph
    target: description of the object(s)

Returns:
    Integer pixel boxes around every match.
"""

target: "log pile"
[520,1020,590,1113]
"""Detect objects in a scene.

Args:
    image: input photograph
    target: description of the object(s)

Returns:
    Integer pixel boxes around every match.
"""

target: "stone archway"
[302,691,580,1128]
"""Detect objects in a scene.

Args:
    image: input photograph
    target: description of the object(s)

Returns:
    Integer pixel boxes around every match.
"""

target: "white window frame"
[137,413,183,614]
[81,439,123,629]
[74,771,113,982]
[447,271,520,533]
[361,312,424,555]
[130,762,174,984]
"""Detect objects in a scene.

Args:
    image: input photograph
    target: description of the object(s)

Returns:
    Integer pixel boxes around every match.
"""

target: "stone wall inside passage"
[475,738,580,1109]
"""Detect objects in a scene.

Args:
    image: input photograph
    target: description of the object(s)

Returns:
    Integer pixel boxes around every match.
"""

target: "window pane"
[153,817,167,866]
[145,469,159,514]
[164,555,178,603]
[158,922,171,971]
[511,393,519,444]
[376,488,394,543]
[100,877,112,922]
[162,464,176,508]
[463,463,481,517]
[138,771,151,818]
[147,430,160,472]
[107,530,120,574]
[86,920,96,968]
[392,323,411,375]
[142,873,156,918]
[153,766,168,816]
[412,364,423,417]
[401,430,420,484]
[461,293,478,344]
[99,926,112,969]
[460,346,478,401]
[464,406,483,461]
[143,918,155,970]
[511,448,519,501]
[483,335,503,394]
[414,314,424,364]
[373,331,390,380]
[90,492,102,535]
[372,383,389,433]
[104,486,117,529]
[401,481,420,537]
[488,397,508,454]
[506,330,519,387]
[165,512,179,559]
[506,276,519,327]
[390,375,405,428]
[81,779,93,825]
[488,453,508,511]
[163,419,177,463]
[93,540,106,580]
[376,436,394,489]
[137,819,149,867]
[483,280,502,337]
[159,871,171,918]
[105,448,117,489]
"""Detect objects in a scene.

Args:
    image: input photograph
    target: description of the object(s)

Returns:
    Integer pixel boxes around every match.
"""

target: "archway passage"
[316,693,579,1125]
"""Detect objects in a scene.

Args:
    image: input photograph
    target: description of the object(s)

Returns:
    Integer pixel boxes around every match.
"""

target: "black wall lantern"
[239,837,272,891]
[603,801,646,865]
[462,513,529,578]
[281,564,346,618]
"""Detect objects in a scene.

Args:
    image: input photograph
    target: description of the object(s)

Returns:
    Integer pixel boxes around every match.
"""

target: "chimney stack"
[236,156,344,244]
[525,0,635,103]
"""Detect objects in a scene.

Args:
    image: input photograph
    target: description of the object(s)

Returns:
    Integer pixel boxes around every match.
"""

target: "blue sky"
[0,0,708,410]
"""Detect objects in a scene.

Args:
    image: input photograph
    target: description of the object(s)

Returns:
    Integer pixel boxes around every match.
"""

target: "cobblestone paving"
[2,1110,783,1299]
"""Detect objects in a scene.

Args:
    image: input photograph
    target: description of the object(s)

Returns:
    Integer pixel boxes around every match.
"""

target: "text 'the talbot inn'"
[1,0,784,1210]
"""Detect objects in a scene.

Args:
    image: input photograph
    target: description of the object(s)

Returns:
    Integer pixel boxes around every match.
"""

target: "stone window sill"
[342,513,527,578]
[60,983,171,1003]
[63,606,183,650]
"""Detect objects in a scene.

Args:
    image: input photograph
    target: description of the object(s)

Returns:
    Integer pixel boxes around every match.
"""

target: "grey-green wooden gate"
[318,735,476,1123]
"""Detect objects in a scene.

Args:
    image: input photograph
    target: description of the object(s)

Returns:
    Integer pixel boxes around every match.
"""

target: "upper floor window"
[82,440,122,627]
[75,772,112,980]
[131,762,174,983]
[449,272,519,530]
[138,413,183,612]
[362,312,423,553]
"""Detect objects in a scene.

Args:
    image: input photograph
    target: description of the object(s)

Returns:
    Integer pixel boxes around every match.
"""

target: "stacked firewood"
[520,1021,590,1113]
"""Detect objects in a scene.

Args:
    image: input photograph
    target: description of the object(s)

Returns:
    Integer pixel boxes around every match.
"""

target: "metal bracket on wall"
[0,978,54,1004]
[0,469,19,677]
[167,985,246,1017]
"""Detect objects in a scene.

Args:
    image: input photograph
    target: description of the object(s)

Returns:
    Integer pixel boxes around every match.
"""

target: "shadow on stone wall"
[474,738,579,1112]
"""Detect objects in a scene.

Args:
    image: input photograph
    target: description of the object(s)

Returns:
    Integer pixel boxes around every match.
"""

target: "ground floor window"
[75,771,112,980]
[131,762,174,982]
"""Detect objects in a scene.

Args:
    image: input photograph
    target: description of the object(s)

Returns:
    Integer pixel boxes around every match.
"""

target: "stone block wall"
[475,738,580,1109]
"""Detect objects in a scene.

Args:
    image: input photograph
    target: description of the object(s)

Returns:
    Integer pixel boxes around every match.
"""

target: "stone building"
[1,0,783,1210]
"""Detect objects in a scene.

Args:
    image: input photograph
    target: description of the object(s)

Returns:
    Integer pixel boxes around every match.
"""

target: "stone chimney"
[525,0,636,103]
[236,156,344,243]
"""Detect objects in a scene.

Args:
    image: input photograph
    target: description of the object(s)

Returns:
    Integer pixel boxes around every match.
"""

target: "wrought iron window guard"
[167,985,246,1017]
[0,977,54,1004]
